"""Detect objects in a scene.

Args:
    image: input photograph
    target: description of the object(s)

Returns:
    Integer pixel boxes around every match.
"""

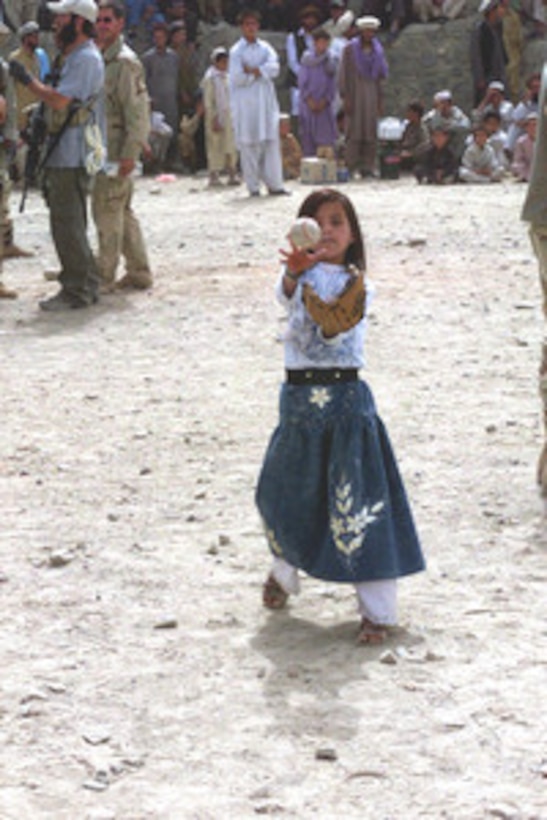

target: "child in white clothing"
[201,46,239,187]
[459,123,503,183]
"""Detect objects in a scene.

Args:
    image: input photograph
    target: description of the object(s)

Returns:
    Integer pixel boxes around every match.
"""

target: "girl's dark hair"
[297,188,366,270]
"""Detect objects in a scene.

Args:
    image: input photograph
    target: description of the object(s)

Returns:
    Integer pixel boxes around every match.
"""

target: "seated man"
[473,79,514,133]
[423,88,471,164]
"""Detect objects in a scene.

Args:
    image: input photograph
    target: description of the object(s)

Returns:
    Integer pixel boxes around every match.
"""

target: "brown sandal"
[262,574,289,610]
[357,617,388,645]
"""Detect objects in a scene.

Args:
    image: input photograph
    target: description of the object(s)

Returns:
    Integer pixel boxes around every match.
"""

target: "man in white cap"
[325,3,355,63]
[422,88,470,162]
[473,79,513,131]
[338,14,387,178]
[8,0,105,310]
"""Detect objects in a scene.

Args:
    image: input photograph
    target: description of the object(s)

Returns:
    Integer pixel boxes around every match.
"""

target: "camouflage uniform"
[92,34,152,289]
[0,58,17,298]
[521,62,547,493]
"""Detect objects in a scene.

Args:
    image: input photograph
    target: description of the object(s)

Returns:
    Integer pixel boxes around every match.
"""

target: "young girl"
[255,189,425,644]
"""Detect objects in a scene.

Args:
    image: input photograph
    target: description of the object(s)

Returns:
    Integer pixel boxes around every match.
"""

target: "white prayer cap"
[478,0,498,13]
[356,15,380,30]
[19,21,40,37]
[337,10,355,34]
[47,0,98,23]
[488,80,505,91]
[211,46,228,61]
[434,89,452,102]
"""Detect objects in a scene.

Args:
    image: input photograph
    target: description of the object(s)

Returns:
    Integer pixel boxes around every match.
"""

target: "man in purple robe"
[338,14,388,177]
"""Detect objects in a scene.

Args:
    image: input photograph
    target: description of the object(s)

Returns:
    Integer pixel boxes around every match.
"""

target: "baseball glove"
[302,270,366,338]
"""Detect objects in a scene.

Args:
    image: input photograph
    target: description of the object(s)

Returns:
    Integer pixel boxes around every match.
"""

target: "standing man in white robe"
[228,8,288,197]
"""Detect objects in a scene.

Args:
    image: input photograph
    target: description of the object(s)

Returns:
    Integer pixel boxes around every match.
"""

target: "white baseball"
[288,217,322,250]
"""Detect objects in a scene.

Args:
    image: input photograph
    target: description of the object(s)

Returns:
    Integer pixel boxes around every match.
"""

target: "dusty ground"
[1,173,546,820]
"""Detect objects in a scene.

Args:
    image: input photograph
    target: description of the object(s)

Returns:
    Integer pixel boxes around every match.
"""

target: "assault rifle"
[19,58,62,213]
[19,101,47,213]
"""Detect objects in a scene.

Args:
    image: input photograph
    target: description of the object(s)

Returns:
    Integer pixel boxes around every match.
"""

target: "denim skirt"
[255,379,425,583]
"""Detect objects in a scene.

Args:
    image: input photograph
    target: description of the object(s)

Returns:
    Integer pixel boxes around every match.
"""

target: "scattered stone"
[46,682,67,694]
[0,571,8,583]
[486,805,520,819]
[315,747,337,761]
[379,649,398,665]
[485,424,497,433]
[424,649,445,662]
[48,551,75,568]
[139,466,152,476]
[254,804,285,815]
[218,534,231,546]
[82,727,111,746]
[82,779,109,792]
[346,769,387,780]
[207,544,219,556]
[153,618,178,630]
[20,690,49,705]
[407,237,427,247]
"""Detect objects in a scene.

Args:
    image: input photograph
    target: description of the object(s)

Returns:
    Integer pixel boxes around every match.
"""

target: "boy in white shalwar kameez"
[459,123,503,183]
[228,9,287,197]
[202,46,239,187]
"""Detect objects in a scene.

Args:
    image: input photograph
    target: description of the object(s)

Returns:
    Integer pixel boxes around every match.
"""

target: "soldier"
[92,0,153,291]
[9,0,105,311]
[521,65,547,494]
[0,40,18,299]
[9,21,41,133]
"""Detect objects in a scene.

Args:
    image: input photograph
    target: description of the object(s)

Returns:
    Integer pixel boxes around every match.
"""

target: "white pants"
[239,139,284,195]
[459,167,503,183]
[270,557,398,626]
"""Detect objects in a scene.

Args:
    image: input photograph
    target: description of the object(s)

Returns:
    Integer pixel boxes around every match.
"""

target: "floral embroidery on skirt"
[256,380,425,583]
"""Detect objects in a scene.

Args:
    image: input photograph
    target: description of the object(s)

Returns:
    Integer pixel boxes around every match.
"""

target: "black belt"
[286,368,359,386]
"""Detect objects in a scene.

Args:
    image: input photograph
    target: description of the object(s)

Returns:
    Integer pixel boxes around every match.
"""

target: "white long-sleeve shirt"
[228,36,280,146]
[275,262,369,370]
